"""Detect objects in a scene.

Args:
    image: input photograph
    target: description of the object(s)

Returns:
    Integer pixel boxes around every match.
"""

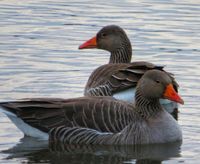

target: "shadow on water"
[2,136,182,164]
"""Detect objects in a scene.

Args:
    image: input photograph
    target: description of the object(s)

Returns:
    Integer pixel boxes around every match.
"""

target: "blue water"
[0,0,200,163]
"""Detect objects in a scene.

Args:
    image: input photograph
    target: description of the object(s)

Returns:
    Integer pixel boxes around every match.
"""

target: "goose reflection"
[2,136,182,164]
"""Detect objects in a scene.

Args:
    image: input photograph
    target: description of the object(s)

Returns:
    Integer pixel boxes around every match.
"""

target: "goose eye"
[101,33,107,37]
[155,80,160,84]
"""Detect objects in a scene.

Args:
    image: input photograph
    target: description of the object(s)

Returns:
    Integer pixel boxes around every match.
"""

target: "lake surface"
[0,0,199,163]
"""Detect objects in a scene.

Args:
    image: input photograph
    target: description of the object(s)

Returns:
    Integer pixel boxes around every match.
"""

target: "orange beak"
[163,84,184,105]
[79,36,97,49]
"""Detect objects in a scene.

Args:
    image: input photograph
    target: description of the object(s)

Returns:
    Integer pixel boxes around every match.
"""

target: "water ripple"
[0,0,200,163]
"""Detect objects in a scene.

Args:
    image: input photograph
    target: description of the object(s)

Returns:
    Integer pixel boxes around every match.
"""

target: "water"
[0,0,199,163]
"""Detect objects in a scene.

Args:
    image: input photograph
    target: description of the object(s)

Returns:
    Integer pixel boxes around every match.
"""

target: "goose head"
[137,70,184,105]
[79,25,132,63]
[79,25,131,52]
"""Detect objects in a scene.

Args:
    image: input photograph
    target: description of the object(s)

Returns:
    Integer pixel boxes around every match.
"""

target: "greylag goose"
[0,70,184,145]
[79,25,178,115]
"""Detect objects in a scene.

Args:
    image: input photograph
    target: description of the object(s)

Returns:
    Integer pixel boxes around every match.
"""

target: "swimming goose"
[0,70,184,145]
[79,25,178,115]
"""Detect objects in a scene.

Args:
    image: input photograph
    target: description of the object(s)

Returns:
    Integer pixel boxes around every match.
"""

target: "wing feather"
[0,97,135,134]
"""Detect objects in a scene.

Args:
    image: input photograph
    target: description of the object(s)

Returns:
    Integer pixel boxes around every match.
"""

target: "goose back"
[84,61,177,97]
[0,97,136,135]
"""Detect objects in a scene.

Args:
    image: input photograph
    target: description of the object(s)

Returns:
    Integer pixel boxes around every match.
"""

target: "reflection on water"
[0,0,200,163]
[2,137,181,164]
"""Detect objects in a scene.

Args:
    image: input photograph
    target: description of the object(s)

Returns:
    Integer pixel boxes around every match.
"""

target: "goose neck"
[135,88,162,119]
[109,40,132,64]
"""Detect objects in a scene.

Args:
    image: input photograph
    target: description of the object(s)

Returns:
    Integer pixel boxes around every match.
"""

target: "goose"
[0,70,184,145]
[79,25,179,115]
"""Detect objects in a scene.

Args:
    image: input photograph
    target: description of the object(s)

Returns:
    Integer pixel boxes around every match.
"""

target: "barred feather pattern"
[48,93,164,145]
[49,122,148,145]
[49,115,150,145]
[74,98,134,133]
[135,87,162,119]
[0,97,135,134]
[109,27,132,64]
[109,44,132,64]
[84,62,178,117]
[49,84,174,145]
[49,126,113,145]
[0,92,181,145]
[86,84,112,96]
[84,62,167,97]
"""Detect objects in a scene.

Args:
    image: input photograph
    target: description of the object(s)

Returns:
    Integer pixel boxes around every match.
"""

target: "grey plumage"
[84,62,169,97]
[0,70,183,145]
[80,25,179,116]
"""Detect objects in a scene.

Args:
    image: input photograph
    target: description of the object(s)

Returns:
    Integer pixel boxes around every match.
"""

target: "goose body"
[79,25,178,114]
[0,70,184,145]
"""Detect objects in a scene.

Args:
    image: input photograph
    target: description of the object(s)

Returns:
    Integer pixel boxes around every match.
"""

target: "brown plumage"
[79,25,179,115]
[1,97,134,134]
[84,61,177,96]
[0,70,184,145]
